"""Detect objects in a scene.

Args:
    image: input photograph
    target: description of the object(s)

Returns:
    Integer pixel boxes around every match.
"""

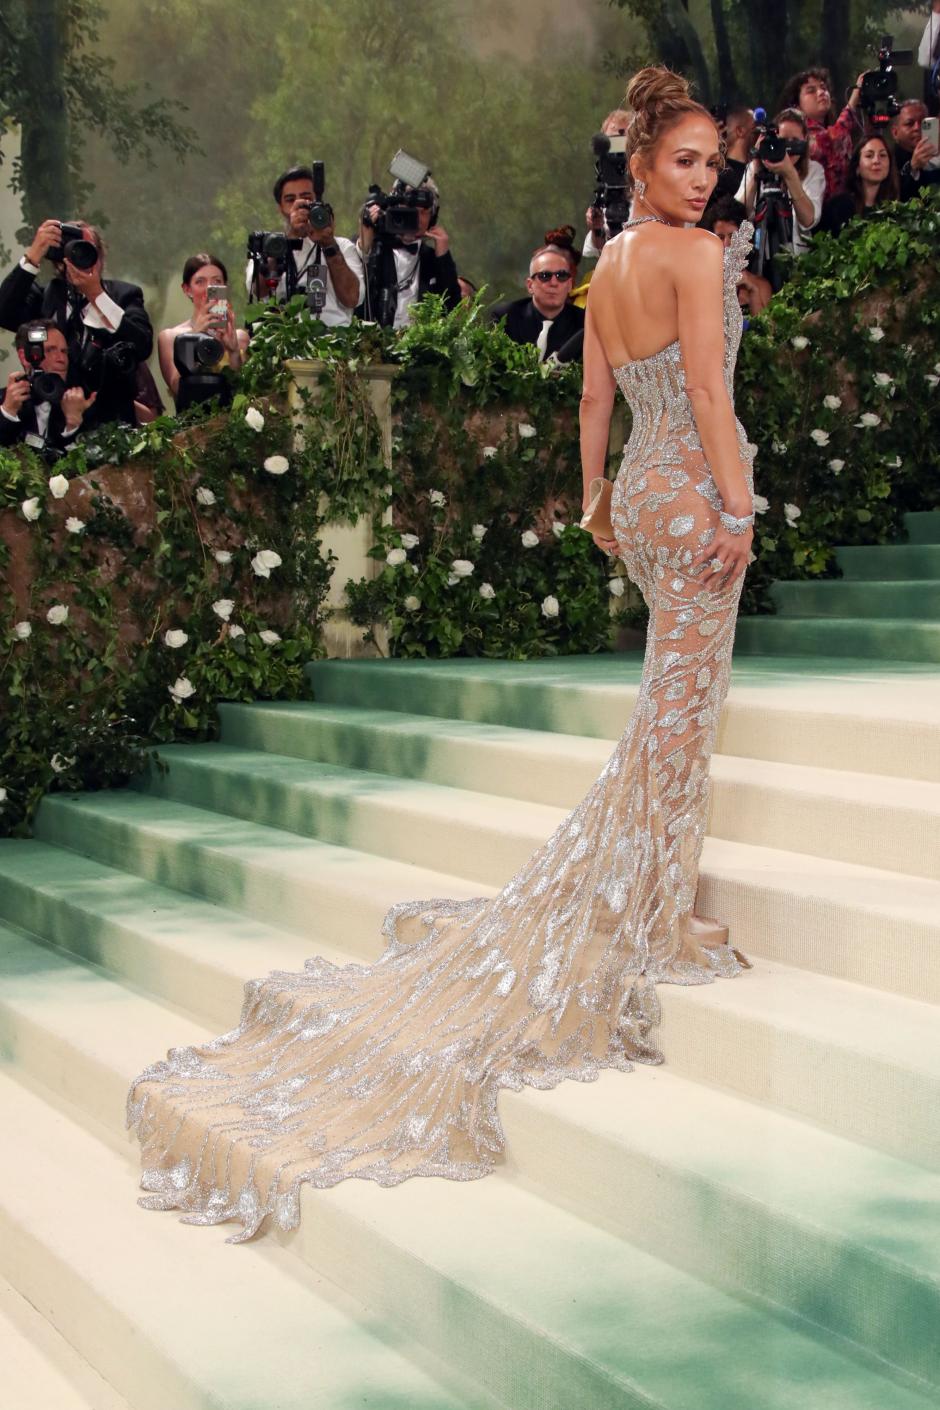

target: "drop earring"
[634,178,647,202]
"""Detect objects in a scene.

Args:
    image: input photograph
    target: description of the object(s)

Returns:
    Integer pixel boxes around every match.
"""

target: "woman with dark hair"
[734,108,825,258]
[157,253,249,406]
[819,134,901,236]
[777,65,867,199]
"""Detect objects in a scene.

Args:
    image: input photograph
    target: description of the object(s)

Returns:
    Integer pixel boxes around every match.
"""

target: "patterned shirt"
[807,106,863,201]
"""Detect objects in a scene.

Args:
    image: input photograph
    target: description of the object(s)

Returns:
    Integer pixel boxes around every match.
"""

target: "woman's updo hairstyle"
[625,66,720,186]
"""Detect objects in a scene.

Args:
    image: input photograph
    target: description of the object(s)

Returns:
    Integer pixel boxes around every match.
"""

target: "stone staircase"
[735,509,940,661]
[1,539,939,1406]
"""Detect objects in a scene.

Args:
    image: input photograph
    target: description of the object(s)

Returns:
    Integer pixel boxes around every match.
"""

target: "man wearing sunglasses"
[488,243,585,362]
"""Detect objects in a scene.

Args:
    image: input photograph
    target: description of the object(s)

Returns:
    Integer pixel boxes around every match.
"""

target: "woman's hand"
[591,530,619,555]
[190,305,218,335]
[690,523,753,591]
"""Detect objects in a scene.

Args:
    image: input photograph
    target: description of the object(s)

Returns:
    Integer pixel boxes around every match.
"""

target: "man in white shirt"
[0,321,97,457]
[246,166,364,323]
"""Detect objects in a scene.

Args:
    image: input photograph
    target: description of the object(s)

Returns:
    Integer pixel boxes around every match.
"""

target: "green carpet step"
[733,616,940,663]
[136,741,940,887]
[21,800,940,1159]
[835,543,940,581]
[0,1273,130,1410]
[0,957,934,1410]
[0,1071,495,1410]
[24,792,940,1004]
[904,510,940,544]
[771,579,940,620]
[301,658,940,783]
[2,857,939,1385]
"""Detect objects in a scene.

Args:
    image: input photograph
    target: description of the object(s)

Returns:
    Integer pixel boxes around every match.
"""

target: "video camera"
[172,332,229,413]
[72,333,136,402]
[746,108,805,286]
[750,117,808,176]
[21,325,65,404]
[590,131,630,237]
[859,34,913,126]
[361,150,437,239]
[46,222,99,270]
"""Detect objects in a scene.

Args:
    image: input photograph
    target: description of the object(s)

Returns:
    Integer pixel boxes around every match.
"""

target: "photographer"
[704,105,755,214]
[735,108,825,274]
[582,108,632,260]
[159,253,249,410]
[819,135,900,236]
[0,320,96,457]
[247,166,364,323]
[891,99,940,200]
[0,220,152,428]
[488,234,585,362]
[777,67,868,199]
[698,197,773,314]
[358,171,460,329]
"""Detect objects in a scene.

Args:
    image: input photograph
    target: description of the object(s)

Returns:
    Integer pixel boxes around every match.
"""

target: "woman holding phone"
[158,253,249,405]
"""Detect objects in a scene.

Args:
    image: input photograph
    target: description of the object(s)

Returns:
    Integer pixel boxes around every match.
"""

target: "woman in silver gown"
[129,67,757,1242]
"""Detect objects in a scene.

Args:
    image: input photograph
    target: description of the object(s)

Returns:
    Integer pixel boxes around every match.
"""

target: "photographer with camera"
[734,108,824,284]
[160,254,249,412]
[0,320,96,458]
[357,156,460,329]
[705,105,756,215]
[777,67,866,200]
[819,135,900,236]
[0,220,152,429]
[582,109,632,260]
[488,232,585,363]
[891,99,940,199]
[246,166,364,323]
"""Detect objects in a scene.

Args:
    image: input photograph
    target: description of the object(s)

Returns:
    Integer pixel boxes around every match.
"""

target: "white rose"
[212,598,235,620]
[262,455,289,475]
[551,521,566,538]
[478,582,496,600]
[868,326,885,342]
[214,550,232,564]
[471,523,487,541]
[258,629,281,645]
[752,494,770,514]
[926,375,939,390]
[411,563,419,574]
[250,549,282,577]
[50,753,75,774]
[399,533,419,550]
[828,459,845,474]
[934,361,940,375]
[195,486,216,506]
[873,372,893,388]
[12,621,31,640]
[48,474,70,499]
[540,594,560,618]
[428,489,446,507]
[227,624,245,639]
[65,516,85,534]
[884,455,902,469]
[164,629,188,649]
[21,497,41,522]
[46,604,68,625]
[481,446,498,459]
[403,595,421,611]
[771,439,787,455]
[518,423,537,438]
[169,676,196,704]
[521,529,539,548]
[386,547,407,567]
[809,429,830,446]
[856,413,881,428]
[450,559,474,578]
[790,335,809,350]
[822,394,842,410]
[446,572,459,586]
[245,406,265,431]
[784,502,802,525]
[608,577,625,597]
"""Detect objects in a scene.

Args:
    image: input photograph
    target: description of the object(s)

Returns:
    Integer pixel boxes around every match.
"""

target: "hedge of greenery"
[2,189,937,833]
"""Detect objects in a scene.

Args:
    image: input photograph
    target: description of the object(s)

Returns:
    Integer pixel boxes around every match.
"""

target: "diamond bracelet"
[719,509,754,535]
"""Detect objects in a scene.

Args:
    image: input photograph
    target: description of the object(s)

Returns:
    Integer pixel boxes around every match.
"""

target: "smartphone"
[923,117,939,156]
[206,284,230,326]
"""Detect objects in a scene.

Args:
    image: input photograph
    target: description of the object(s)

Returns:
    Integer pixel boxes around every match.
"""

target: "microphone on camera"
[753,107,767,124]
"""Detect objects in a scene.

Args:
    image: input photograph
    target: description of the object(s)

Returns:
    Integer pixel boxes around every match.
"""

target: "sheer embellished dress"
[128,219,758,1242]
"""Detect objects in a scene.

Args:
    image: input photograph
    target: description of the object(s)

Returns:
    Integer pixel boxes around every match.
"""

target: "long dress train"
[128,219,757,1242]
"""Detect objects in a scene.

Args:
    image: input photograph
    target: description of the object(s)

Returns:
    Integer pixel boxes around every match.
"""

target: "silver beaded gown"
[128,219,757,1242]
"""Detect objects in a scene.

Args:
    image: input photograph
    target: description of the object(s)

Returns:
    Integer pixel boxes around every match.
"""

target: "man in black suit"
[488,243,585,362]
[0,320,97,459]
[357,175,461,328]
[0,219,153,428]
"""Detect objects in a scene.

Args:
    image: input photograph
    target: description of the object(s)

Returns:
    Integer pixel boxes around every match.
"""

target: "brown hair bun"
[625,66,692,118]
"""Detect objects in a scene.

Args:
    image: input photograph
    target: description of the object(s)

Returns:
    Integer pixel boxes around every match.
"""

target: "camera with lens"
[590,131,630,237]
[750,121,808,179]
[859,34,913,125]
[21,325,66,404]
[47,221,99,270]
[295,160,334,232]
[172,332,229,413]
[72,335,137,406]
[361,150,437,239]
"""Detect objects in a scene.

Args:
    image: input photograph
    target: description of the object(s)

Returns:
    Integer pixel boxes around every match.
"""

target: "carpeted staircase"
[0,518,939,1409]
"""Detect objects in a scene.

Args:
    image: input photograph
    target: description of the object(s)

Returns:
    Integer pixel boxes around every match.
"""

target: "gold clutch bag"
[579,476,614,539]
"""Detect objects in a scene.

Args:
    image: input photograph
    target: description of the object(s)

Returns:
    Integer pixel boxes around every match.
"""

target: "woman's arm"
[578,300,618,552]
[156,327,180,399]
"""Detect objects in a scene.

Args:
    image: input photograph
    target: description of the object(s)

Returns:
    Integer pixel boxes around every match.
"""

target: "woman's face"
[798,77,830,121]
[777,119,806,147]
[859,139,890,185]
[184,264,225,306]
[640,114,721,224]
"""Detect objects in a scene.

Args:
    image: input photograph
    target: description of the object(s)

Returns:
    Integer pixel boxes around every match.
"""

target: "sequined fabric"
[128,220,757,1242]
